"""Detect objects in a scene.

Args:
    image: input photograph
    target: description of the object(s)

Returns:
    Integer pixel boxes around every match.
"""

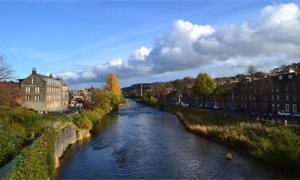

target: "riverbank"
[0,107,110,179]
[145,101,300,176]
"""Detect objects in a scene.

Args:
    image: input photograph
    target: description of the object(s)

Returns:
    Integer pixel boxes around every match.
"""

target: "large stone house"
[19,68,69,113]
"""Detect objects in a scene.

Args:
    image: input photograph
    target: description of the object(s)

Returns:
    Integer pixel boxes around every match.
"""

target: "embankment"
[0,111,108,180]
[171,107,300,176]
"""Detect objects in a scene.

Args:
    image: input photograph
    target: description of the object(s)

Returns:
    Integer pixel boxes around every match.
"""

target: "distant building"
[210,70,300,113]
[19,68,69,113]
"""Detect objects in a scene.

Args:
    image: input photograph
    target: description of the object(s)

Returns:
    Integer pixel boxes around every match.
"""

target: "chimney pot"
[32,67,37,74]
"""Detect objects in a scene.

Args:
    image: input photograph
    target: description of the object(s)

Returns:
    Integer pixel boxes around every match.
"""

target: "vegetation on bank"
[163,103,300,174]
[0,72,124,179]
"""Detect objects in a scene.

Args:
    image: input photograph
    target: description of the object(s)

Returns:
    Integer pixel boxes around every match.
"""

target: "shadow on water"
[56,100,281,179]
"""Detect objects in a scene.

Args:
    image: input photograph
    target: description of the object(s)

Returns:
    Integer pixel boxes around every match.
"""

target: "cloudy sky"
[1,0,300,88]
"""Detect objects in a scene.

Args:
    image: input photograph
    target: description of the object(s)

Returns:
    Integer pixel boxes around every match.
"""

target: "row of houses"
[180,70,300,113]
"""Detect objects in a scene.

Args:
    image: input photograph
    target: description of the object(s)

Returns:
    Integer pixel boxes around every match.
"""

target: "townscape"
[1,1,300,179]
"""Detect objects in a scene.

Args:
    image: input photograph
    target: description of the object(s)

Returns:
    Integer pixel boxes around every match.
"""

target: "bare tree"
[247,64,257,81]
[0,56,12,81]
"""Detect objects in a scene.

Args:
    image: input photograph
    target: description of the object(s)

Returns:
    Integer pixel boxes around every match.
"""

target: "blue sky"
[1,0,300,88]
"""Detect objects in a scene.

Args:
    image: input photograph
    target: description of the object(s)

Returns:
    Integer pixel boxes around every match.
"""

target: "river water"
[56,100,278,179]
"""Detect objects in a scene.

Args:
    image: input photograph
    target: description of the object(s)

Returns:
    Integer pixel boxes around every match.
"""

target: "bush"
[265,127,300,171]
[72,114,92,130]
[0,127,26,167]
[149,97,158,106]
[7,129,57,179]
[81,110,100,125]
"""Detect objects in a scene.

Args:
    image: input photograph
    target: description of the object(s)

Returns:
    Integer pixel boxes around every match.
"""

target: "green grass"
[0,127,27,167]
[7,129,57,180]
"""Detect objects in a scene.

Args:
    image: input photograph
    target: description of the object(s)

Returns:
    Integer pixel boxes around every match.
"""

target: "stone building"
[19,68,69,113]
[217,70,300,113]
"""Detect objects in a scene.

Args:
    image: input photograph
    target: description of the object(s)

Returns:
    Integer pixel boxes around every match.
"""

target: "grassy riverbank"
[0,93,123,179]
[0,106,111,179]
[154,102,300,175]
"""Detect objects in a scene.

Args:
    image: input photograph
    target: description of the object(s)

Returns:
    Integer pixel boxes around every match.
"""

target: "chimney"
[32,67,37,74]
[49,73,53,78]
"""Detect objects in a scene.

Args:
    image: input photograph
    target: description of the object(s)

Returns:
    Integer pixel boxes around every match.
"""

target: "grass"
[164,103,300,174]
[7,129,57,180]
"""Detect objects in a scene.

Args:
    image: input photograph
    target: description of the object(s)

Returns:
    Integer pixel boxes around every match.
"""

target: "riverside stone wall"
[54,125,77,168]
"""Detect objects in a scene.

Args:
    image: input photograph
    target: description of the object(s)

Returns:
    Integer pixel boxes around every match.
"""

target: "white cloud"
[129,46,151,61]
[63,3,300,85]
[109,58,123,66]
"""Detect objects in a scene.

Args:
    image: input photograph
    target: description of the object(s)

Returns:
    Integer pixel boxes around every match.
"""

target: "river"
[56,100,278,179]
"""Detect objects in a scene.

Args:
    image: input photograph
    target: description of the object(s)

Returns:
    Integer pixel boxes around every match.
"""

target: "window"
[285,84,288,91]
[35,96,40,101]
[286,94,289,101]
[25,87,31,93]
[272,95,274,101]
[277,95,280,101]
[31,78,34,84]
[293,104,297,113]
[285,104,290,112]
[293,95,296,101]
[271,85,273,92]
[26,95,31,101]
[276,85,279,92]
[288,74,293,79]
[279,75,283,80]
[35,87,40,93]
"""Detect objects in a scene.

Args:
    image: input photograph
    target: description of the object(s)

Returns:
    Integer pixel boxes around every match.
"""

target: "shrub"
[7,129,57,179]
[0,127,26,167]
[73,114,92,130]
[81,110,100,125]
[149,97,158,106]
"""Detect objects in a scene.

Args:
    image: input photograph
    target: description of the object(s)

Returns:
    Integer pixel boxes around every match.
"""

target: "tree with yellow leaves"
[105,72,124,109]
[106,72,122,96]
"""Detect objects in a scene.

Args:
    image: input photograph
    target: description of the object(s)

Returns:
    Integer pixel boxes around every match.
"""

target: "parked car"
[277,110,291,117]
[196,104,203,108]
[213,105,219,109]
[229,107,236,111]
[260,112,274,119]
[180,102,189,107]
[249,112,258,118]
[292,112,300,117]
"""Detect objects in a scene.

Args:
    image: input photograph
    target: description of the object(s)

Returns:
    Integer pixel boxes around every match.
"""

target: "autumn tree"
[192,73,216,106]
[105,72,124,109]
[106,72,122,97]
[92,89,113,112]
[0,56,13,81]
[0,82,23,107]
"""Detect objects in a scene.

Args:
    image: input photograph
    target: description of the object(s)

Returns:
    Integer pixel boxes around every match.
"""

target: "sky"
[1,0,300,89]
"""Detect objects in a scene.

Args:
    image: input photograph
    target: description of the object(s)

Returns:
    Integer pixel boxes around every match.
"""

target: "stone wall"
[54,125,77,168]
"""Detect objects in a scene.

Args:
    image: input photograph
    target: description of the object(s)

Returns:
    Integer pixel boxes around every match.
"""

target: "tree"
[247,64,257,80]
[0,56,13,81]
[192,73,216,106]
[105,72,122,97]
[92,89,112,112]
[105,72,124,109]
[0,82,23,107]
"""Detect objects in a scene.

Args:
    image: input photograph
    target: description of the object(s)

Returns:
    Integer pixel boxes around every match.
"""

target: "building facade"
[211,71,300,113]
[19,68,68,113]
